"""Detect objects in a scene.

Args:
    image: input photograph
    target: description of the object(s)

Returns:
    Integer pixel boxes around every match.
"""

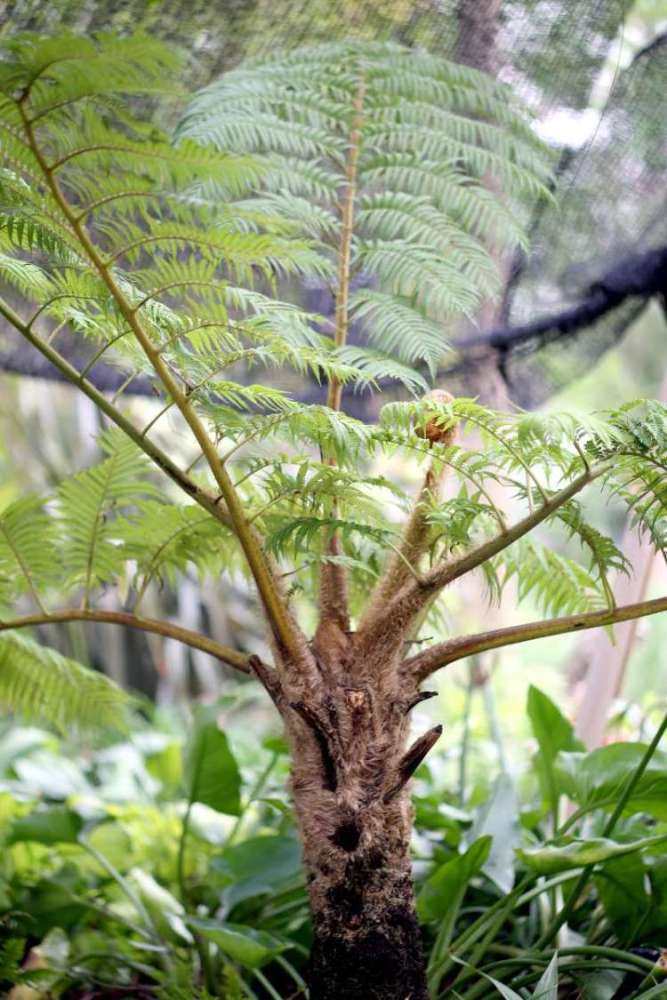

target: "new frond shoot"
[0,33,665,1000]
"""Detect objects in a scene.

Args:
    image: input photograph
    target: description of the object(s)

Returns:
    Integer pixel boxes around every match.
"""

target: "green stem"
[406,594,667,681]
[17,100,306,665]
[0,295,234,532]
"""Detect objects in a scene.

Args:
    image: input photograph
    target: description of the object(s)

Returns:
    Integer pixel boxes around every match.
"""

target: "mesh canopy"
[2,0,666,407]
[492,31,667,405]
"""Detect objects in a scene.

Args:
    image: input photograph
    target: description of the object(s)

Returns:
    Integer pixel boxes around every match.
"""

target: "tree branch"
[421,465,602,594]
[404,595,667,682]
[248,653,285,709]
[358,455,449,634]
[0,608,257,675]
[317,533,351,634]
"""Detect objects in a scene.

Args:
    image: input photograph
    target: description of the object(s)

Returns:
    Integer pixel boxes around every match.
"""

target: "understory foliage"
[0,31,666,1000]
[0,697,666,998]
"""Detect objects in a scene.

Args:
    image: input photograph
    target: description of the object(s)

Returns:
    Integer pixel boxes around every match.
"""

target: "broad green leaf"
[527,686,583,816]
[184,709,241,816]
[188,803,235,846]
[189,919,287,969]
[7,806,83,845]
[594,852,652,944]
[86,821,133,871]
[418,835,492,923]
[576,969,625,1000]
[128,867,184,916]
[212,834,303,910]
[12,751,91,799]
[556,744,667,820]
[127,867,193,943]
[13,873,88,936]
[0,726,51,774]
[143,737,183,790]
[518,833,667,875]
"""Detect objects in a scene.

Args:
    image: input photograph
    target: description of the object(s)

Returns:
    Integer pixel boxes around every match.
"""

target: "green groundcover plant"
[0,699,666,999]
[0,32,665,999]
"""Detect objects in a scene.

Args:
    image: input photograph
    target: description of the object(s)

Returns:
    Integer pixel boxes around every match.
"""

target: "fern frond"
[55,433,158,600]
[117,501,236,601]
[349,288,449,375]
[497,539,609,618]
[554,500,629,607]
[178,40,550,375]
[599,401,667,554]
[265,514,398,561]
[0,496,58,610]
[333,345,428,396]
[0,631,126,731]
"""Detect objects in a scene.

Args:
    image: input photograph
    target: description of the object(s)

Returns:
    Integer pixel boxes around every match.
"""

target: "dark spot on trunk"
[326,883,363,923]
[365,847,385,869]
[331,818,361,852]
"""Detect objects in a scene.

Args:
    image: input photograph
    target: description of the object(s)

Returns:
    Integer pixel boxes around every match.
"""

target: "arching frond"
[1,32,664,692]
[178,40,551,374]
[0,631,126,731]
[55,434,158,600]
[497,539,609,618]
[117,501,238,603]
[0,496,58,609]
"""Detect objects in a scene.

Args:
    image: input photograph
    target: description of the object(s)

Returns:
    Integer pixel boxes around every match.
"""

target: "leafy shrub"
[0,690,665,998]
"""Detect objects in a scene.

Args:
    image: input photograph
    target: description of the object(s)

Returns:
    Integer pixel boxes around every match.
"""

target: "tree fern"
[118,501,237,606]
[0,32,664,761]
[0,37,666,992]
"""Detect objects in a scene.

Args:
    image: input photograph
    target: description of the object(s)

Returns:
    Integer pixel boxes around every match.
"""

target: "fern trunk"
[304,811,428,1000]
[284,641,430,1000]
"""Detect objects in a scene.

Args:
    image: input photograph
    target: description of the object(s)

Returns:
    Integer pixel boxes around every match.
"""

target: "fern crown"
[0,35,665,723]
[178,40,551,375]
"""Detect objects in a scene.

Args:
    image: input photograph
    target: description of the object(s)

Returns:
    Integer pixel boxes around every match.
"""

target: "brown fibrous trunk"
[281,631,432,1000]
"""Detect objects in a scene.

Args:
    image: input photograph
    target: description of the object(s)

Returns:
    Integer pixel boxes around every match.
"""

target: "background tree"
[0,35,666,1000]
